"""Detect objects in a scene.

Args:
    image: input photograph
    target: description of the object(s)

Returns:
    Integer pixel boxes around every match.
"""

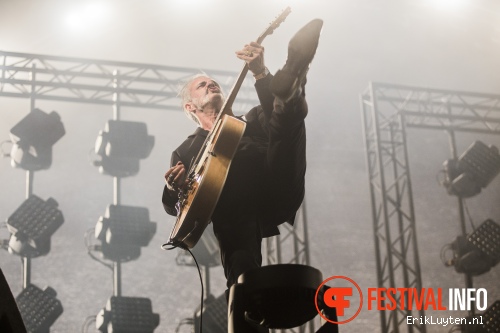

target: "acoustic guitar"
[166,7,291,249]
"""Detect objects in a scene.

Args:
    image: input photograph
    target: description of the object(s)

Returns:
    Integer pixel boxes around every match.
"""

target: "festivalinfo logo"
[314,275,488,325]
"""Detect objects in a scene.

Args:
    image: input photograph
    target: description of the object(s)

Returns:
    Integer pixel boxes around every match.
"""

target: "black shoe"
[270,18,323,101]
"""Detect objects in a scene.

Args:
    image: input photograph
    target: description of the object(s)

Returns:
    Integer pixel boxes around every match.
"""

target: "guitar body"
[168,115,247,249]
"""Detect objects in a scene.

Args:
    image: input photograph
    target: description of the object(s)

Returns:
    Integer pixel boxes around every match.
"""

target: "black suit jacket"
[162,74,294,237]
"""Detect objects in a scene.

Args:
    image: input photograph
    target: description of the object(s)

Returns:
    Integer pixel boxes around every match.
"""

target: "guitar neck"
[218,26,274,118]
[218,63,249,118]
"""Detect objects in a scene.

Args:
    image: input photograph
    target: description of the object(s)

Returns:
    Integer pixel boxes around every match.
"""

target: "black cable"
[163,241,204,333]
[81,315,96,333]
[440,243,454,266]
[436,169,448,187]
[185,247,204,333]
[0,140,12,157]
[84,228,113,271]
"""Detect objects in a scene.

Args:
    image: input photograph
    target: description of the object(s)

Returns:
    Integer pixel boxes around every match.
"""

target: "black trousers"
[214,94,308,288]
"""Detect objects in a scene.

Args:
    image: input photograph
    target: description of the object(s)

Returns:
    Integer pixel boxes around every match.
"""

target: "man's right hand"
[235,41,266,76]
[164,161,186,195]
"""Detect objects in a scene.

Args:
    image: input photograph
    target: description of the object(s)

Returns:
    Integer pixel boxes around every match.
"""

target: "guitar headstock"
[256,7,292,44]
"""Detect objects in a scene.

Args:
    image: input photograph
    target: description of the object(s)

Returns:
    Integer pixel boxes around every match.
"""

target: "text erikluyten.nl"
[407,315,483,327]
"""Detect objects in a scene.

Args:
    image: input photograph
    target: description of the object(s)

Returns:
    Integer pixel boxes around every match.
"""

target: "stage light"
[95,205,156,247]
[93,120,154,177]
[65,2,110,32]
[9,108,65,171]
[6,195,64,258]
[194,293,227,333]
[16,284,63,333]
[460,300,500,333]
[95,120,154,160]
[96,296,160,333]
[483,300,500,332]
[428,0,469,11]
[99,242,142,263]
[93,156,141,178]
[445,219,500,276]
[94,205,156,262]
[442,141,500,198]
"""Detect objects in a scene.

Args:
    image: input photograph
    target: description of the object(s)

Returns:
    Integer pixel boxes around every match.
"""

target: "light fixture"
[94,205,156,262]
[194,293,227,333]
[6,195,64,258]
[442,141,500,198]
[16,284,63,333]
[93,156,140,178]
[95,120,154,160]
[95,205,156,247]
[93,120,154,177]
[460,300,500,333]
[96,296,160,333]
[445,219,500,276]
[482,300,500,332]
[9,108,65,171]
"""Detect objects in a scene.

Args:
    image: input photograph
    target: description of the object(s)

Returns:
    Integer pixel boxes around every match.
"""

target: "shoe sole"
[271,19,323,101]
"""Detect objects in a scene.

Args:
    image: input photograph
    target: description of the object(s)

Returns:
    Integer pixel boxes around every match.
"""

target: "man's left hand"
[235,41,266,75]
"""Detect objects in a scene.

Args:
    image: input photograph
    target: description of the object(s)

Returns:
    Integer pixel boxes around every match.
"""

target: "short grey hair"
[178,72,222,125]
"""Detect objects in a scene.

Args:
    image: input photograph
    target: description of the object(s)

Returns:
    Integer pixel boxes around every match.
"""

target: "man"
[162,19,323,289]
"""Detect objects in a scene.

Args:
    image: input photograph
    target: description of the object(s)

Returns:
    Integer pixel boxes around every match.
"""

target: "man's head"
[179,74,225,126]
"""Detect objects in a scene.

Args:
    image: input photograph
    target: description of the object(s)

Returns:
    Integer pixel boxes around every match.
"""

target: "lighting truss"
[16,284,63,333]
[7,195,64,257]
[361,82,500,333]
[0,51,259,113]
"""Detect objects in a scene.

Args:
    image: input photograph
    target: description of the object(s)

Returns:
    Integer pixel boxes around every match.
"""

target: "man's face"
[188,76,224,110]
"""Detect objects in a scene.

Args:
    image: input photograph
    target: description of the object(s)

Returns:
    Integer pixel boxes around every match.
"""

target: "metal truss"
[0,50,258,113]
[361,82,500,333]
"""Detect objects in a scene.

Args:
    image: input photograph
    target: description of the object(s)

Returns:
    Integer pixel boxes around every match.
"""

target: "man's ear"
[185,102,196,113]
